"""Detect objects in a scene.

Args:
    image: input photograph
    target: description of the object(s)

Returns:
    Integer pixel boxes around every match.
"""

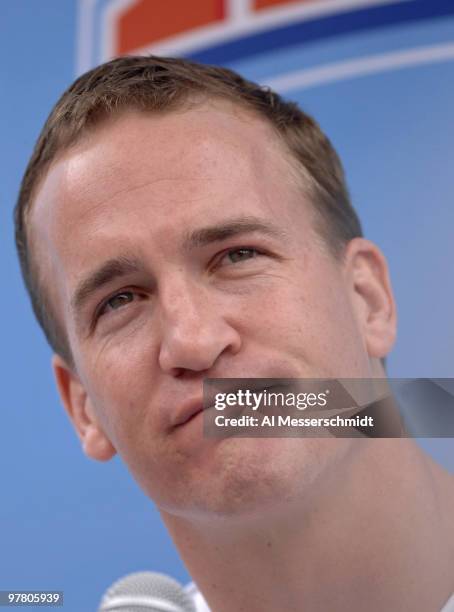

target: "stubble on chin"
[155,436,355,520]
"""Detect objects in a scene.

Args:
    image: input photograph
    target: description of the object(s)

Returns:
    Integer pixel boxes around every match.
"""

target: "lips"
[172,400,205,428]
[172,382,273,429]
[170,379,297,430]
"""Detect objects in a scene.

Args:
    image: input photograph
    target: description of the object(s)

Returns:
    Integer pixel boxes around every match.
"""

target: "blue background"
[1,1,453,609]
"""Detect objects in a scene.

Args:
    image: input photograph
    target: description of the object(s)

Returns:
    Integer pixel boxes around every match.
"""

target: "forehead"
[31,99,306,230]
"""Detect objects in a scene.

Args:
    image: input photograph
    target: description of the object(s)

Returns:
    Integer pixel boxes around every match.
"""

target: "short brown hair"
[14,55,362,364]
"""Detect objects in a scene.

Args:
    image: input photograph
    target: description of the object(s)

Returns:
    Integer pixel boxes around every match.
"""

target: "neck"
[161,439,454,612]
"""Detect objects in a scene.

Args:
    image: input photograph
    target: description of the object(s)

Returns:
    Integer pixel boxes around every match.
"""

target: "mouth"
[172,401,205,429]
[171,380,297,430]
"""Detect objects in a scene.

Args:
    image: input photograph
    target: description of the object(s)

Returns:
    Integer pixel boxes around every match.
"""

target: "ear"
[343,238,397,360]
[52,354,117,462]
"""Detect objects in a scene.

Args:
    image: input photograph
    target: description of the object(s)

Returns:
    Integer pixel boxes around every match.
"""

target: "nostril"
[167,366,213,382]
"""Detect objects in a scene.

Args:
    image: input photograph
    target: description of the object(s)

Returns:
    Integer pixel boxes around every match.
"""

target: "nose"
[157,279,241,375]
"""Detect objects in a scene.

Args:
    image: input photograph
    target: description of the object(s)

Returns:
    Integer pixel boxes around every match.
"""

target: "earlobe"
[52,354,117,462]
[344,238,397,360]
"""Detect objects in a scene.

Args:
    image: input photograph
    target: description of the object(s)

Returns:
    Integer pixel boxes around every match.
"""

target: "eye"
[98,291,136,317]
[219,248,259,266]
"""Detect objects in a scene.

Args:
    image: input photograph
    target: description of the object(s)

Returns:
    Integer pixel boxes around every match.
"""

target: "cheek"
[303,278,368,375]
[243,266,367,375]
[78,328,158,442]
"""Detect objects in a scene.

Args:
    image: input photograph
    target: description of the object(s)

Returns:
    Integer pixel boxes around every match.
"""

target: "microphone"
[98,571,197,612]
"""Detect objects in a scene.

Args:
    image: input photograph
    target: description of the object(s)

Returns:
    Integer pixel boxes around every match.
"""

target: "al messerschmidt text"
[214,415,374,428]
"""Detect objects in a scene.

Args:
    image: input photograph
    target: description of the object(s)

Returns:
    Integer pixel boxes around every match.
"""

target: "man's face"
[31,101,392,518]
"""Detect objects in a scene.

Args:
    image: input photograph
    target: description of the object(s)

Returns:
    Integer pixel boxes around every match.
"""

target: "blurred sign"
[79,0,454,73]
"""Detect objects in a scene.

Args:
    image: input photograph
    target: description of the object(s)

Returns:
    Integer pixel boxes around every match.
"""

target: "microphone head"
[98,571,197,612]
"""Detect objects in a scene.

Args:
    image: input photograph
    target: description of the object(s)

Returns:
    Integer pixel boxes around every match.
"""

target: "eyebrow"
[71,216,286,321]
[183,216,287,250]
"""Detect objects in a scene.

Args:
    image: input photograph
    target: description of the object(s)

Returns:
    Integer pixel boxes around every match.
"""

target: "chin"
[155,436,355,520]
